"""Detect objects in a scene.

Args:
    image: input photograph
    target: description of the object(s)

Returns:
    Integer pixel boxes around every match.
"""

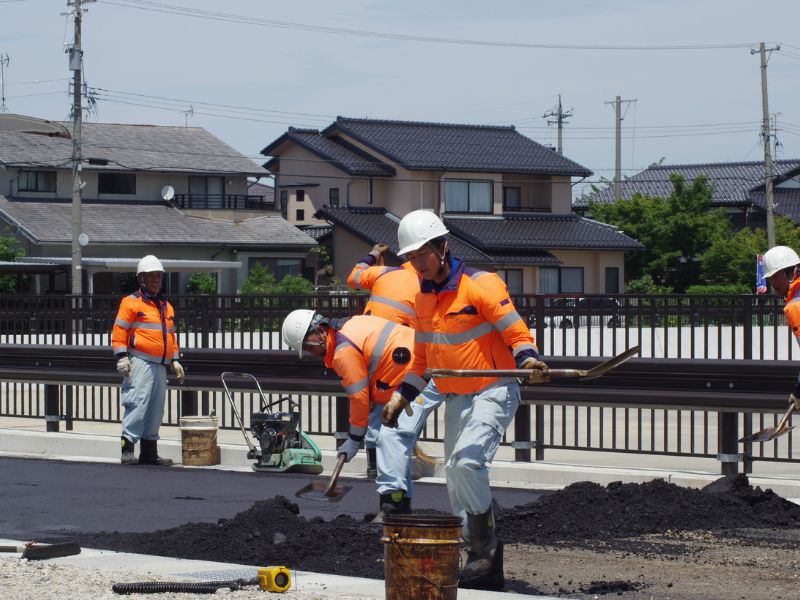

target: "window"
[329,188,340,207]
[296,209,305,221]
[189,176,224,208]
[444,180,492,213]
[496,269,523,295]
[539,267,584,293]
[297,190,305,202]
[280,190,288,220]
[503,187,521,210]
[248,257,303,280]
[98,173,136,195]
[18,170,57,193]
[605,267,620,294]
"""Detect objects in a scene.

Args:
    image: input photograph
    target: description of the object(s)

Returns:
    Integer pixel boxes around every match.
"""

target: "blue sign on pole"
[756,254,767,294]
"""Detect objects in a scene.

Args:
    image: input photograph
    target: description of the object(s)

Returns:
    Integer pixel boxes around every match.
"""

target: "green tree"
[186,272,217,294]
[589,174,730,292]
[0,237,25,293]
[273,274,314,295]
[240,263,276,294]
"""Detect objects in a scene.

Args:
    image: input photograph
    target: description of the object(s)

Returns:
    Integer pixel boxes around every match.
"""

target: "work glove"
[116,356,131,378]
[381,391,414,428]
[171,360,185,384]
[370,243,390,258]
[789,394,800,411]
[520,357,550,385]
[338,435,361,462]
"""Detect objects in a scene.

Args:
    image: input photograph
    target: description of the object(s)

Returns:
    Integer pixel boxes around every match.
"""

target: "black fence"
[0,292,792,360]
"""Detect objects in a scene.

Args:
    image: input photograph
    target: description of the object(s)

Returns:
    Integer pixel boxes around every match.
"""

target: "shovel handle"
[425,368,583,379]
[324,453,347,496]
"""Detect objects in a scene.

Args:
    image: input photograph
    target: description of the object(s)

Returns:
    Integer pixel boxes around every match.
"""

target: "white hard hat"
[281,309,316,358]
[137,255,164,275]
[397,210,449,256]
[762,246,800,278]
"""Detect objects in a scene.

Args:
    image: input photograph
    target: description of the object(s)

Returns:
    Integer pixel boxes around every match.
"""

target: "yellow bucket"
[179,416,218,466]
[382,514,463,600]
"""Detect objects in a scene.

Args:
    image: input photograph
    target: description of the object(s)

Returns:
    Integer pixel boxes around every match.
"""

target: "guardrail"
[1,344,796,476]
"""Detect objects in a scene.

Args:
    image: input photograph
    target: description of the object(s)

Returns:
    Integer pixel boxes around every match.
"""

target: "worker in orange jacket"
[762,246,800,412]
[112,255,184,466]
[348,241,425,480]
[348,243,419,327]
[382,210,549,591]
[281,310,429,515]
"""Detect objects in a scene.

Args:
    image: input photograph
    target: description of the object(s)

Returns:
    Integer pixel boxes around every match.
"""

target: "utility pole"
[543,94,573,154]
[605,95,636,199]
[752,42,781,249]
[68,0,84,295]
[0,53,9,112]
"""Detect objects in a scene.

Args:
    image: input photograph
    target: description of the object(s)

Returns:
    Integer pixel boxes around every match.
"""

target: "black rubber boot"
[372,490,411,523]
[138,439,173,466]
[366,447,378,479]
[459,509,504,591]
[120,437,137,465]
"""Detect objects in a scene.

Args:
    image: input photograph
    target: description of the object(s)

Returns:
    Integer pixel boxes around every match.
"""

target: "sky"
[2,0,800,199]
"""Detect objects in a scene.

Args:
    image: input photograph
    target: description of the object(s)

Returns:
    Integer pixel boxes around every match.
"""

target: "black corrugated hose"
[112,577,259,594]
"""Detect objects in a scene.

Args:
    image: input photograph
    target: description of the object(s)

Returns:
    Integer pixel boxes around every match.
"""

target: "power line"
[97,0,759,52]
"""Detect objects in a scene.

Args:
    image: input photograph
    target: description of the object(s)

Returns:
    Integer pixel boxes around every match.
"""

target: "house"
[578,159,800,230]
[0,121,317,293]
[262,117,641,294]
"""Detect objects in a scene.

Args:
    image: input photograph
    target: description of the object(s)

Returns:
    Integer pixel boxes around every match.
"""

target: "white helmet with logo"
[762,246,800,278]
[281,309,316,358]
[137,254,164,275]
[397,210,449,256]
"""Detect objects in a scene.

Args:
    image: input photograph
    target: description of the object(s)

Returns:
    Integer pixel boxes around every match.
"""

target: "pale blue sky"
[2,0,799,196]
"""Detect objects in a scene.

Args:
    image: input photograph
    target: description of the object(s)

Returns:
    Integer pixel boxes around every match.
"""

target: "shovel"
[0,541,81,560]
[295,453,351,502]
[425,345,640,382]
[739,404,795,443]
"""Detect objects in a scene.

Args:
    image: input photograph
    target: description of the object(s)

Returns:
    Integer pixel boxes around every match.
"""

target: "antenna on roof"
[0,53,9,113]
[184,104,194,127]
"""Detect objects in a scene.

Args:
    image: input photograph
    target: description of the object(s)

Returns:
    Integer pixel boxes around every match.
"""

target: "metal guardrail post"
[181,390,198,417]
[45,384,60,432]
[513,404,532,462]
[718,411,741,476]
[743,413,753,474]
[535,405,545,460]
[335,395,349,451]
[742,298,753,361]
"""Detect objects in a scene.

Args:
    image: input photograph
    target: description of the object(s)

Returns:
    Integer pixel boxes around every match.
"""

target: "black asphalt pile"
[69,475,800,581]
[499,474,800,544]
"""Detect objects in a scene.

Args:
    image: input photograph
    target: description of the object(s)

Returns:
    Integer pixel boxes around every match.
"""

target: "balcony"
[173,194,276,210]
[502,203,551,214]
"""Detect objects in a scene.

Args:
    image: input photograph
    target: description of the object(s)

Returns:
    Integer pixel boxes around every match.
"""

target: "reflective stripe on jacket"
[324,315,415,429]
[785,278,800,349]
[348,258,419,327]
[111,291,179,365]
[404,259,537,395]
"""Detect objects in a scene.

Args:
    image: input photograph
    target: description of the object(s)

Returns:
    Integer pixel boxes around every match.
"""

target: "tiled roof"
[751,189,800,224]
[247,181,275,202]
[579,160,800,208]
[444,214,643,251]
[301,224,333,241]
[261,128,394,177]
[322,117,592,176]
[0,197,316,247]
[0,123,268,176]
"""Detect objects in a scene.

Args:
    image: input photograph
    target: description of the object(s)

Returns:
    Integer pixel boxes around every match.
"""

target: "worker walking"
[382,210,549,591]
[112,255,184,466]
[282,310,430,516]
[348,241,428,479]
[763,246,800,412]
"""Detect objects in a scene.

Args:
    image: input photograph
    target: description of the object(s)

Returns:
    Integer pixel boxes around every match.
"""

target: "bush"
[186,272,217,294]
[240,263,277,294]
[0,237,25,293]
[685,284,750,295]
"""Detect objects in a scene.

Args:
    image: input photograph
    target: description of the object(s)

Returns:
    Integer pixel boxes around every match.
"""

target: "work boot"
[366,447,378,479]
[120,437,137,465]
[459,509,504,591]
[372,490,412,523]
[138,439,173,466]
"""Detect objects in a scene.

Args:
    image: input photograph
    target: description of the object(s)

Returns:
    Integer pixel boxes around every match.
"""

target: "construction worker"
[281,309,430,516]
[382,209,549,591]
[348,241,424,478]
[112,255,184,466]
[762,246,800,411]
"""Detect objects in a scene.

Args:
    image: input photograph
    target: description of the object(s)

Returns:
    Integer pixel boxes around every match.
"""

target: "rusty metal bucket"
[295,454,351,502]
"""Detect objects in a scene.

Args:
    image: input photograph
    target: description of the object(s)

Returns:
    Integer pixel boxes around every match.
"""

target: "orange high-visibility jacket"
[348,259,419,327]
[785,278,800,347]
[112,291,180,365]
[402,260,538,396]
[324,315,415,429]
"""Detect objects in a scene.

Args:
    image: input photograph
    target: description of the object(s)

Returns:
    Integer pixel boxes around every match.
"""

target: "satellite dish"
[78,233,90,247]
[161,185,175,201]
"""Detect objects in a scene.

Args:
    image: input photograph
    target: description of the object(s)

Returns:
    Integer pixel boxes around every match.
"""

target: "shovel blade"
[21,543,81,560]
[295,480,351,502]
[739,425,796,443]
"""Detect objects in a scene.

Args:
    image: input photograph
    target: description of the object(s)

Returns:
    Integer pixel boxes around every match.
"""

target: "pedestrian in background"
[112,255,184,466]
[382,209,549,591]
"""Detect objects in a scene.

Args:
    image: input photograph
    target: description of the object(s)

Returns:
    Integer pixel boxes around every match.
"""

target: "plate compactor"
[221,371,323,474]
